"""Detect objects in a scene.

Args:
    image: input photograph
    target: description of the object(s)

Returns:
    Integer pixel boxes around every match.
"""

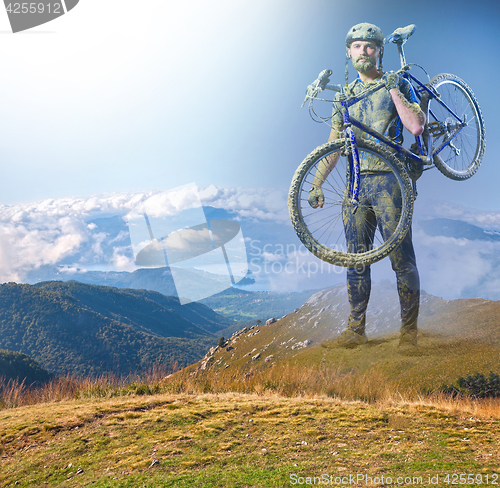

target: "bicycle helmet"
[345,23,384,47]
[344,22,384,86]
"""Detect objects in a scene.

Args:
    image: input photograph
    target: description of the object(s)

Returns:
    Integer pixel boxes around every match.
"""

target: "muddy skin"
[393,87,426,125]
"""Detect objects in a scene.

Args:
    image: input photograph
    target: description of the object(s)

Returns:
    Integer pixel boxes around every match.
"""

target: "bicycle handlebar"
[301,69,333,106]
[302,64,412,108]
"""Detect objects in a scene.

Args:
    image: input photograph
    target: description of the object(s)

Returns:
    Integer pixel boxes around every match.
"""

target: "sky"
[0,0,497,206]
[0,0,499,299]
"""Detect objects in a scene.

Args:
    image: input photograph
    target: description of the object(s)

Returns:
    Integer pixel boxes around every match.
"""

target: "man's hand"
[308,186,324,208]
[382,71,399,91]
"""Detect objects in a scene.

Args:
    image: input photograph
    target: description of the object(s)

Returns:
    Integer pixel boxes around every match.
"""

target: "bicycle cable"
[407,63,430,83]
[307,97,344,128]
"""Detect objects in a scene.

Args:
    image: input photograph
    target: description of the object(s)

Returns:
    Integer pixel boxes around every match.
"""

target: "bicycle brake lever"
[301,85,319,107]
[301,69,333,107]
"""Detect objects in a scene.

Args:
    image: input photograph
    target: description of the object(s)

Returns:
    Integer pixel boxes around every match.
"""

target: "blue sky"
[0,0,497,209]
[0,0,499,300]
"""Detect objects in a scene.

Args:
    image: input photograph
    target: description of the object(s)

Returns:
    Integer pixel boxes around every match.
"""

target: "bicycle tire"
[288,139,414,268]
[427,73,485,180]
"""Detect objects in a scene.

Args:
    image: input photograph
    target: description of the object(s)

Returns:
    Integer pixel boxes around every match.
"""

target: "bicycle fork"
[344,125,361,214]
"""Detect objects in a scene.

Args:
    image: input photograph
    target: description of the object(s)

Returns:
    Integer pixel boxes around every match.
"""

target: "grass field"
[3,287,500,487]
[1,390,500,487]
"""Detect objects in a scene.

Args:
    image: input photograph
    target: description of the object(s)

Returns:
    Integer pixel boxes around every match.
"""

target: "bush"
[441,371,500,399]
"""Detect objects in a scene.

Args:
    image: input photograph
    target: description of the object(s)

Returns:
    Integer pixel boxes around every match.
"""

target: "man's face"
[348,40,381,74]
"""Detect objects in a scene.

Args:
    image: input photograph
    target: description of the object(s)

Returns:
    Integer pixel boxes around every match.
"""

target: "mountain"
[187,280,500,392]
[0,282,229,377]
[199,287,321,331]
[418,218,500,241]
[34,281,229,335]
[26,266,318,325]
[0,349,53,385]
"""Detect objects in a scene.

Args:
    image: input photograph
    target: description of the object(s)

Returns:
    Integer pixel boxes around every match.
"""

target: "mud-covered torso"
[332,77,415,172]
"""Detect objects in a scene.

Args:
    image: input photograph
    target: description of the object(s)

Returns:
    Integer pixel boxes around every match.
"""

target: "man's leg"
[373,173,420,344]
[388,227,420,342]
[343,175,376,338]
[346,265,371,334]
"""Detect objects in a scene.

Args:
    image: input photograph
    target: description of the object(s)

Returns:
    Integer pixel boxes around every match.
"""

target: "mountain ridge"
[0,282,226,377]
[187,280,500,391]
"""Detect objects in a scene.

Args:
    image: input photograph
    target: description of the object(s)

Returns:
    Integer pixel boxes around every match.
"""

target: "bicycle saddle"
[384,24,416,45]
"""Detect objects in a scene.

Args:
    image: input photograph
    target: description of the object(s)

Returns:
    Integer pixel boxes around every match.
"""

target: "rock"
[200,356,214,370]
[265,355,274,362]
[252,353,261,361]
[266,318,276,325]
[226,346,234,352]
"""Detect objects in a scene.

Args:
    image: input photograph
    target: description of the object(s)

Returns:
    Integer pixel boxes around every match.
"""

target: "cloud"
[248,246,345,292]
[163,228,211,251]
[412,228,500,300]
[417,200,500,231]
[199,185,289,222]
[2,187,500,300]
[0,186,288,283]
[110,247,139,272]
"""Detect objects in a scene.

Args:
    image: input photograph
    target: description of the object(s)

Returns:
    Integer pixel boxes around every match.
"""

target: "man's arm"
[384,73,426,136]
[308,127,341,208]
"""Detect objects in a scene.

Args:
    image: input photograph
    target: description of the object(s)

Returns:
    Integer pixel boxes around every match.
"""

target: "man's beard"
[352,56,377,73]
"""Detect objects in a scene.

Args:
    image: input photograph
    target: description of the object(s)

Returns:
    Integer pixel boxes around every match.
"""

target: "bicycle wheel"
[288,139,414,268]
[427,73,485,180]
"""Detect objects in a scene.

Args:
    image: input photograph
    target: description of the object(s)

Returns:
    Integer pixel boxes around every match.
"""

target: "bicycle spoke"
[428,74,484,180]
[290,139,413,266]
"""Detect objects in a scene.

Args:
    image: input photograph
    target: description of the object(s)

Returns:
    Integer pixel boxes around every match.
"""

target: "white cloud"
[163,228,210,251]
[413,229,500,300]
[199,185,289,222]
[1,188,500,300]
[417,200,500,231]
[110,248,139,272]
[0,186,288,283]
[261,252,287,263]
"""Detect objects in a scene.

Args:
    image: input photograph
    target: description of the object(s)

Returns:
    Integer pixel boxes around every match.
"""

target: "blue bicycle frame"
[326,66,467,205]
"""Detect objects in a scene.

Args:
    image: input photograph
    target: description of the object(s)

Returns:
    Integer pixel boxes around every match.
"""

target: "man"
[308,23,425,347]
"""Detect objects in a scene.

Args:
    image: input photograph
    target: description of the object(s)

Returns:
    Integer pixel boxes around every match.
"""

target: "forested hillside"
[0,349,53,384]
[0,282,226,377]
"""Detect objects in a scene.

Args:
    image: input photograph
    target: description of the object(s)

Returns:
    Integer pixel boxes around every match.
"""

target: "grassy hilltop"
[1,392,499,487]
[2,282,500,487]
[183,282,500,395]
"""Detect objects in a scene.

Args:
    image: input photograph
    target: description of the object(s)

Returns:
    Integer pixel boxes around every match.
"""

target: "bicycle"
[288,24,485,268]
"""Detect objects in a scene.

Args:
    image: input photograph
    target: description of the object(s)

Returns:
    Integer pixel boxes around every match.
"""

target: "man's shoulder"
[349,78,363,89]
[344,78,364,95]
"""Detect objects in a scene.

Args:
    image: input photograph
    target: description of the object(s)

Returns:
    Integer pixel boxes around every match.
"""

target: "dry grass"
[1,391,499,487]
[3,362,500,420]
[0,364,172,409]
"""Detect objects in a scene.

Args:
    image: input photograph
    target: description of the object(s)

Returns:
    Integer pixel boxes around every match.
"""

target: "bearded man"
[308,23,425,347]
